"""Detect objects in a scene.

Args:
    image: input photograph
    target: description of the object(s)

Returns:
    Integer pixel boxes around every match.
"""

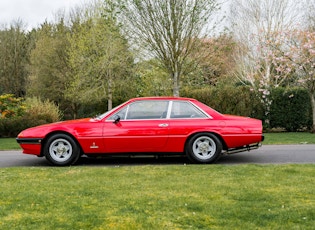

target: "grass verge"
[0,165,315,229]
[263,132,315,145]
[0,138,20,150]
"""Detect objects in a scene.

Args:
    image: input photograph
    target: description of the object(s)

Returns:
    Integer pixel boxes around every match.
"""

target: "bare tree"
[118,0,220,96]
[305,0,315,30]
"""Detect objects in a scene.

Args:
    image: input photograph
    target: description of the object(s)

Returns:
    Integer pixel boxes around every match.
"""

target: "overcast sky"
[0,0,84,30]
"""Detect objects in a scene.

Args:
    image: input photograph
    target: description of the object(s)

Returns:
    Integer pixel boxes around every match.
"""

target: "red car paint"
[16,97,264,165]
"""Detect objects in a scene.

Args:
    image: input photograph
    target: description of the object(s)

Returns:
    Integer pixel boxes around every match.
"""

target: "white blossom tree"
[229,0,302,125]
[269,29,315,132]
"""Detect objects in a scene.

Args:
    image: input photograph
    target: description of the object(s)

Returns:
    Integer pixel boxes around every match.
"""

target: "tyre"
[186,133,222,163]
[44,134,81,166]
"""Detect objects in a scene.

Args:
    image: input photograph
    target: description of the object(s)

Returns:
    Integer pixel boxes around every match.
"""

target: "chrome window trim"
[169,100,212,119]
[188,101,213,119]
[166,101,173,118]
[105,99,212,122]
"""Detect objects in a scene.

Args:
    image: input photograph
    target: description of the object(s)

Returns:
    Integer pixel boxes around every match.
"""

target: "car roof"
[129,96,197,102]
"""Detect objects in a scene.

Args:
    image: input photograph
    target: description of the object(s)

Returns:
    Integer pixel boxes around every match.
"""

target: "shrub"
[0,94,26,118]
[24,97,61,123]
[0,96,62,137]
[270,87,312,132]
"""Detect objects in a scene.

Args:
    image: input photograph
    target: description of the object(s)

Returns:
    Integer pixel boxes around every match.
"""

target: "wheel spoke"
[51,145,59,153]
[196,140,203,146]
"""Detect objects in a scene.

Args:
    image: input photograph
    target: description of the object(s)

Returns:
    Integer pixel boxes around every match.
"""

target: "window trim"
[105,99,212,122]
[169,100,212,119]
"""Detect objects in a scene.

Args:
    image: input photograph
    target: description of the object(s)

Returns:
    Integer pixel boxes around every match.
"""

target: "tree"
[134,59,172,97]
[28,19,73,115]
[0,20,29,97]
[67,2,133,111]
[305,0,315,30]
[269,29,315,132]
[229,0,302,125]
[183,34,237,88]
[118,0,220,96]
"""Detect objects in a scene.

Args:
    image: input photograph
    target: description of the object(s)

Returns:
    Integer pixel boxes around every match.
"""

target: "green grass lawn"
[1,134,315,229]
[1,132,314,150]
[263,132,315,145]
[0,138,20,150]
[0,165,315,229]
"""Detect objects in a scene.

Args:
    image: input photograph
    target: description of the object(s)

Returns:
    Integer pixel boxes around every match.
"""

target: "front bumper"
[16,138,43,144]
[16,138,43,155]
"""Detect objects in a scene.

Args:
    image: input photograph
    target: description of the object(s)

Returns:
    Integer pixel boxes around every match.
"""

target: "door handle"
[158,123,169,127]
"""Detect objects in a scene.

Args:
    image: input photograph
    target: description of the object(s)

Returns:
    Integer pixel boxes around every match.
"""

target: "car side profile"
[16,97,264,166]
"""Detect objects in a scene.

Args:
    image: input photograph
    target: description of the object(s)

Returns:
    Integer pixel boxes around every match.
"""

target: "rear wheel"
[186,133,222,163]
[44,134,80,166]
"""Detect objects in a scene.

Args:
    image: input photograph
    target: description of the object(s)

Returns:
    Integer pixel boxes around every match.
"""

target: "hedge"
[182,85,264,119]
[182,86,312,132]
[270,87,312,132]
[0,87,313,137]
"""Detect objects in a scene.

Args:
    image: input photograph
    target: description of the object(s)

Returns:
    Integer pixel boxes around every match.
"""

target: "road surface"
[0,145,314,167]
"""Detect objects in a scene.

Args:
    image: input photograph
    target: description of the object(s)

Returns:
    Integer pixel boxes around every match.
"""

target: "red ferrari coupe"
[16,97,264,166]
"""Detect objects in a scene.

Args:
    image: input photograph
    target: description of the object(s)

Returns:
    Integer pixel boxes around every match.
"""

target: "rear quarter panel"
[166,116,262,151]
[220,117,263,148]
[166,118,226,152]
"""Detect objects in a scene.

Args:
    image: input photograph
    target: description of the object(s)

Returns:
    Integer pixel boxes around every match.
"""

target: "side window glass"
[107,107,127,120]
[126,101,169,120]
[171,101,206,118]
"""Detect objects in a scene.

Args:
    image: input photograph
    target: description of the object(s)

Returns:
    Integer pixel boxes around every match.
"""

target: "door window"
[108,100,169,120]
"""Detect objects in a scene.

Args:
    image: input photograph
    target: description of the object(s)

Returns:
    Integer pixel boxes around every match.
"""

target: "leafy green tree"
[67,3,133,111]
[0,20,29,97]
[134,59,172,97]
[28,19,73,116]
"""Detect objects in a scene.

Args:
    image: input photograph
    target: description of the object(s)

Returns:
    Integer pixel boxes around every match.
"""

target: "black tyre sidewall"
[186,133,222,163]
[44,134,80,166]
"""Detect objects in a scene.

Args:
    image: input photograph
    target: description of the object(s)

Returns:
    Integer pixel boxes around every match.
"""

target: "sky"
[0,0,85,30]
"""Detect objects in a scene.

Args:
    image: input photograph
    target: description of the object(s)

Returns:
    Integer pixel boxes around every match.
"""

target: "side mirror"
[113,115,121,124]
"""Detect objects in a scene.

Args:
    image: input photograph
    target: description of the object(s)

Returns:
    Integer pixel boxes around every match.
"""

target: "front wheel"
[186,133,222,163]
[44,134,81,166]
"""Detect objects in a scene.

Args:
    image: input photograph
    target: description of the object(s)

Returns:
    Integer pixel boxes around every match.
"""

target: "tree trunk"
[173,66,180,97]
[107,76,113,111]
[310,92,315,133]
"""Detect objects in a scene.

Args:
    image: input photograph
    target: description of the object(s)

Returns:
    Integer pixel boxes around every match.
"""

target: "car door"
[103,100,170,153]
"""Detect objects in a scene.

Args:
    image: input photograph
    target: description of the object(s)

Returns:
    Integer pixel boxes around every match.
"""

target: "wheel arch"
[40,131,83,157]
[185,131,228,152]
